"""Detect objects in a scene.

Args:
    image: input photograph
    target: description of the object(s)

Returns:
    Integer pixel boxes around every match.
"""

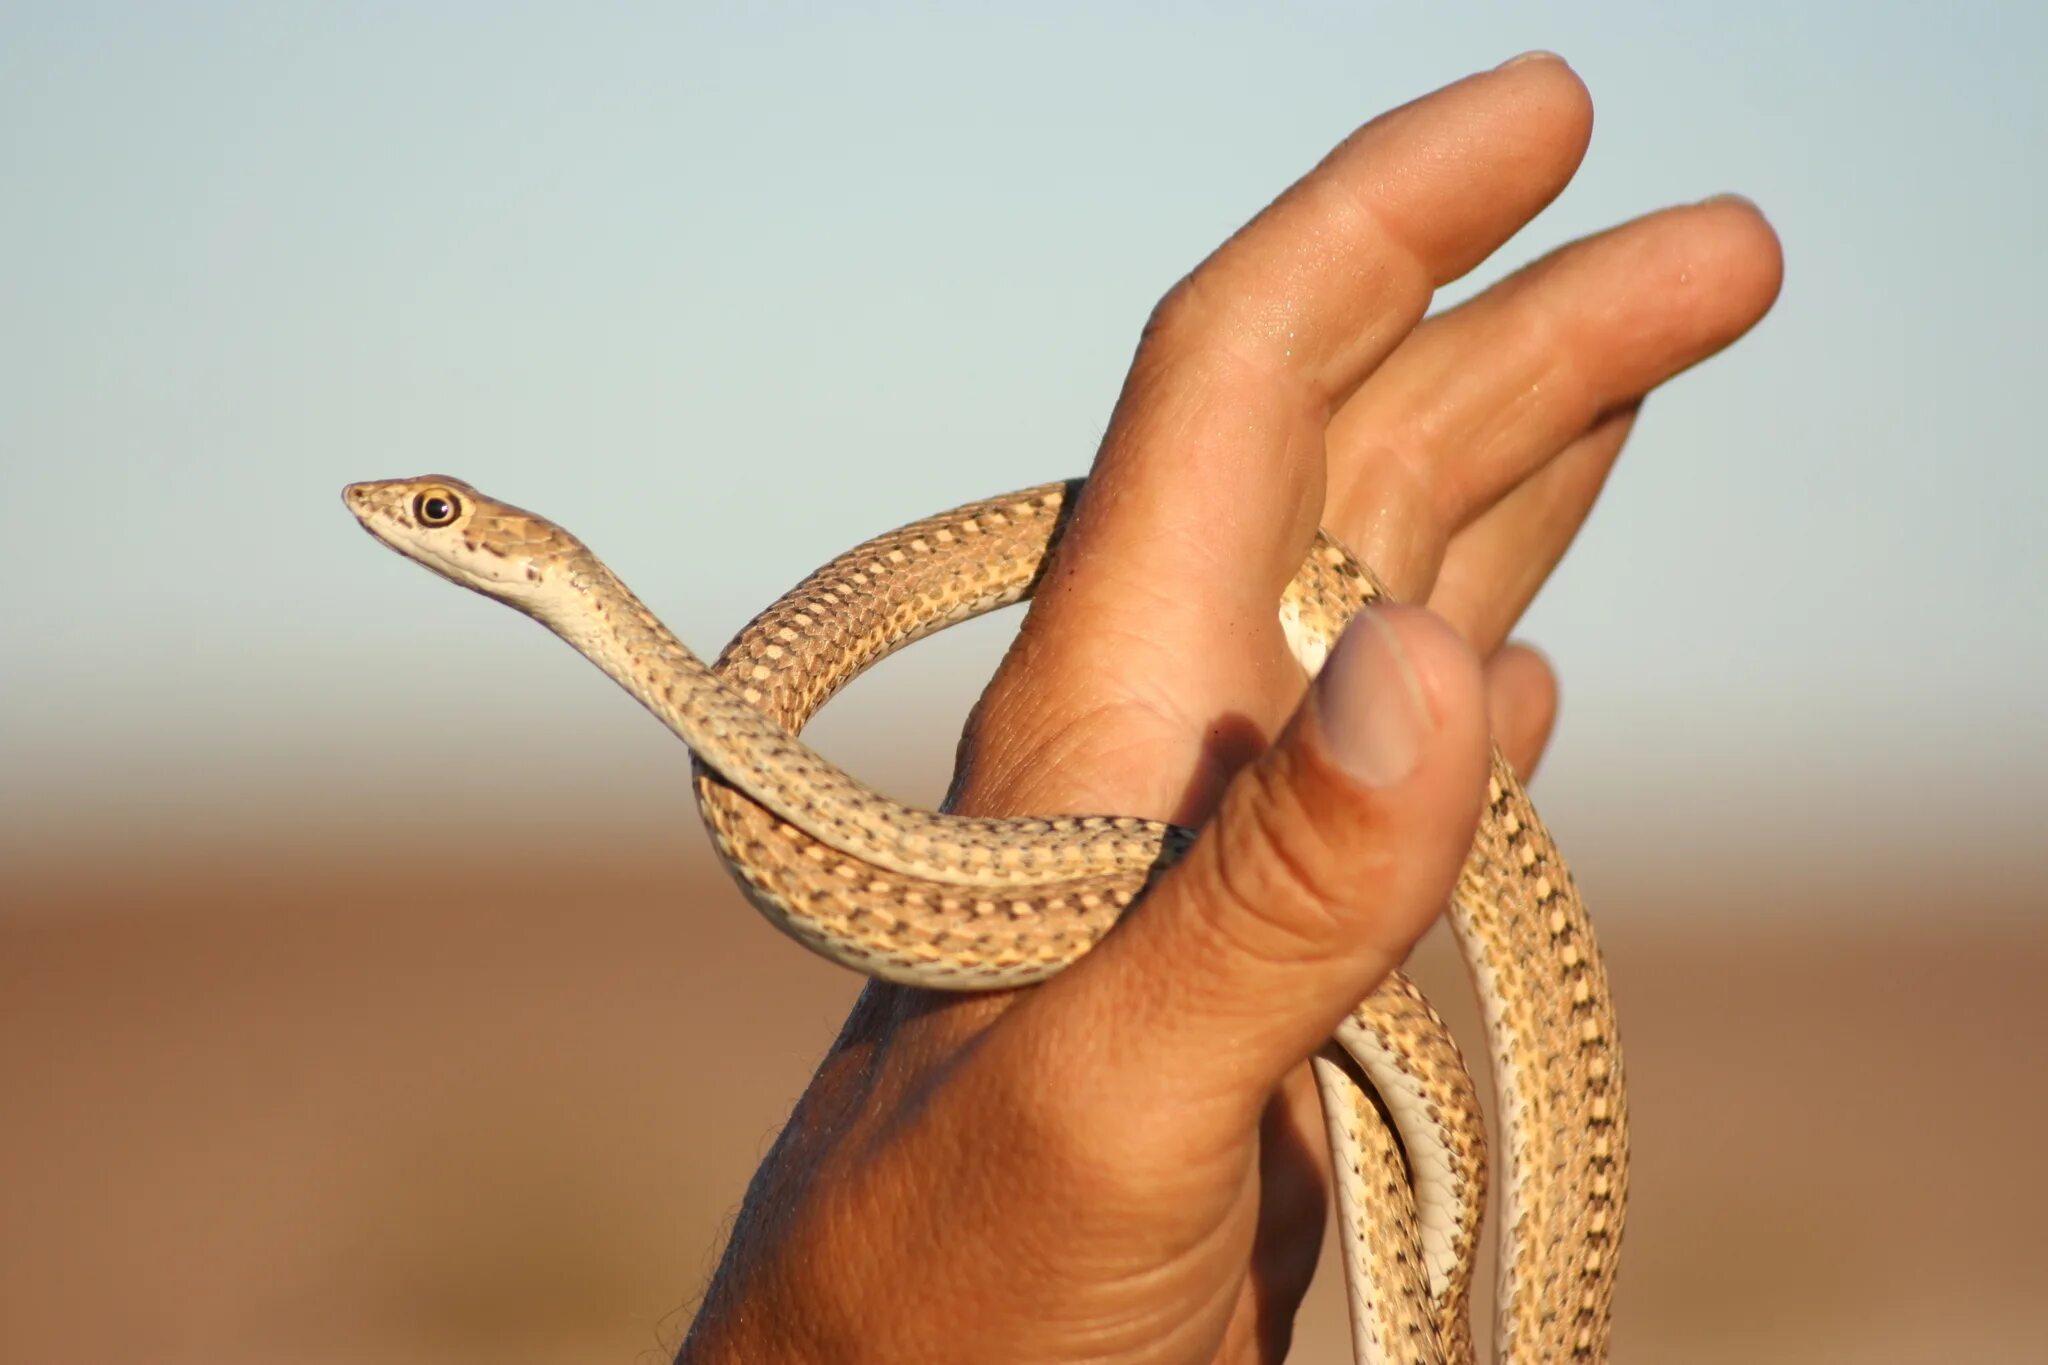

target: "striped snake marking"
[345,474,1627,1364]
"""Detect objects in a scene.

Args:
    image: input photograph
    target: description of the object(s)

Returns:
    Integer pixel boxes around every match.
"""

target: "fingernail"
[1496,49,1561,70]
[1313,609,1430,787]
[1698,191,1758,210]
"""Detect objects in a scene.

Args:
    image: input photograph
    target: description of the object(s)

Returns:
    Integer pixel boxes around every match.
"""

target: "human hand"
[681,53,1781,1364]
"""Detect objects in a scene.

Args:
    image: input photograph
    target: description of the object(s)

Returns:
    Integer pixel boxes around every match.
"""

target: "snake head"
[343,476,587,612]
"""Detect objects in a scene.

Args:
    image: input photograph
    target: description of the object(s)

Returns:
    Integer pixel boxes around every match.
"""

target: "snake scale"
[345,474,1627,1363]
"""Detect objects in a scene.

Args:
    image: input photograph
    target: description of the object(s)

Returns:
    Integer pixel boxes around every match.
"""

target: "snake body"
[345,474,1627,1363]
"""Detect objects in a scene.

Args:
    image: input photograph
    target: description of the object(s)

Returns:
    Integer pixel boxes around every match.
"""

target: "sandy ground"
[4,828,2043,1364]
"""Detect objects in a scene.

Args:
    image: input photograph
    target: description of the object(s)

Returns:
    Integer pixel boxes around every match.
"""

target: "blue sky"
[3,3,2041,906]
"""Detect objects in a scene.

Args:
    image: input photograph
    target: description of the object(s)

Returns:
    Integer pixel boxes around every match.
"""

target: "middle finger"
[1322,197,1785,606]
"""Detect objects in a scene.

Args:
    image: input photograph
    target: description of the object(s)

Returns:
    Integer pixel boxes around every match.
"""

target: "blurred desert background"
[4,5,2043,1364]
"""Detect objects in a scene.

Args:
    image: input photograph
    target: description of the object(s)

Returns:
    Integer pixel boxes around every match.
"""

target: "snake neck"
[544,559,708,703]
[528,554,983,879]
[522,551,1180,889]
[536,557,803,783]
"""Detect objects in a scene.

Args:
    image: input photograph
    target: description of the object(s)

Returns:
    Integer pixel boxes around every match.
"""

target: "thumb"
[1048,603,1491,1118]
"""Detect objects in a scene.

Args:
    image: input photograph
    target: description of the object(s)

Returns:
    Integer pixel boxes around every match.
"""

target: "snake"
[344,474,1627,1364]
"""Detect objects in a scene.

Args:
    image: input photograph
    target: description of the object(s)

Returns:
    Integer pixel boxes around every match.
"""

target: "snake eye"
[414,489,462,527]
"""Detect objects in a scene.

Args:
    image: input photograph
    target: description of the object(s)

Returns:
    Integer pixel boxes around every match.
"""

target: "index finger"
[956,56,1593,825]
[1057,54,1594,640]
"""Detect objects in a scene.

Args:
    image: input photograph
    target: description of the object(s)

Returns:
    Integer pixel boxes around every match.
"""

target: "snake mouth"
[341,480,399,522]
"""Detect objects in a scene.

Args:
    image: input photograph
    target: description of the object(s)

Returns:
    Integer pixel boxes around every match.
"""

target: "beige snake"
[344,474,1627,1363]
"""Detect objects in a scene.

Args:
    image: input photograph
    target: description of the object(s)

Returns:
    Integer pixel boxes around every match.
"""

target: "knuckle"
[1503,290,1598,420]
[1192,755,1364,968]
[1138,271,1328,416]
[1139,269,1222,354]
